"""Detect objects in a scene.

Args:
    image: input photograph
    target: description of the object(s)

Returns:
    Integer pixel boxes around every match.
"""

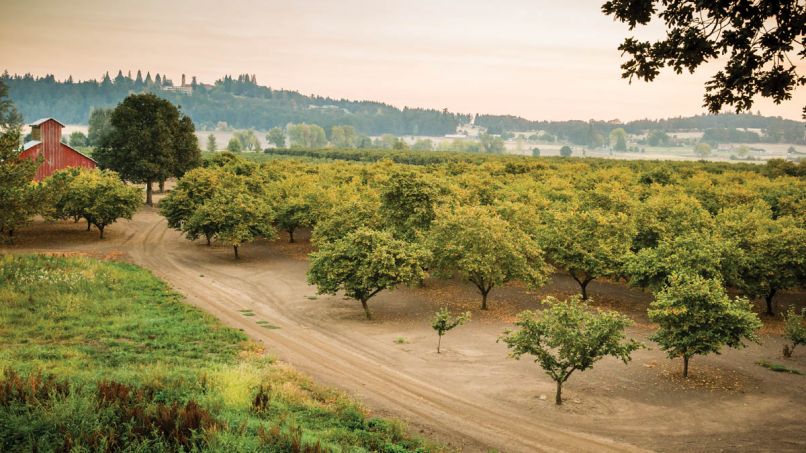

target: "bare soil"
[3,206,805,452]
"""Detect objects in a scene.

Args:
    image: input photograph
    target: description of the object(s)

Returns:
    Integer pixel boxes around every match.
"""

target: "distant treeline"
[1,71,469,136]
[5,71,804,144]
[476,114,806,145]
[262,147,806,177]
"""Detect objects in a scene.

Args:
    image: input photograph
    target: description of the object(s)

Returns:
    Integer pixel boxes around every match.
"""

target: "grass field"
[0,254,432,452]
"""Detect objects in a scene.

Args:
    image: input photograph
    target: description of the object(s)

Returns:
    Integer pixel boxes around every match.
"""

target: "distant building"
[161,73,194,95]
[20,118,96,180]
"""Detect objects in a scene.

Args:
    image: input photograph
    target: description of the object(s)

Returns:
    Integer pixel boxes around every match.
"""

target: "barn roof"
[23,140,41,151]
[61,142,98,164]
[30,118,66,127]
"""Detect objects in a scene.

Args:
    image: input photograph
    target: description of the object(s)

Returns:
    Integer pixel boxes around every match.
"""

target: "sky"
[1,0,803,121]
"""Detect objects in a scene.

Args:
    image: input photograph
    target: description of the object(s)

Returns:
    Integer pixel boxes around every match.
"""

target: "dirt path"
[3,208,805,452]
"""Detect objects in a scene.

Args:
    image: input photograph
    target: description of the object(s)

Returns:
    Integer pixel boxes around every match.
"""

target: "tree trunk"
[481,290,489,310]
[288,229,295,243]
[86,218,91,231]
[146,181,153,206]
[569,271,594,300]
[98,225,105,239]
[580,280,589,300]
[437,335,442,354]
[361,299,372,320]
[158,179,165,193]
[555,381,563,405]
[206,235,212,246]
[683,356,690,378]
[233,245,239,259]
[765,289,777,316]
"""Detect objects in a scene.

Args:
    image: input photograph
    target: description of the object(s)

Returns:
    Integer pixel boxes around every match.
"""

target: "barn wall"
[22,119,97,180]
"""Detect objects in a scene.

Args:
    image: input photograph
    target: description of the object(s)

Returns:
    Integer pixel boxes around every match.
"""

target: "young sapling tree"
[431,308,471,353]
[783,307,806,358]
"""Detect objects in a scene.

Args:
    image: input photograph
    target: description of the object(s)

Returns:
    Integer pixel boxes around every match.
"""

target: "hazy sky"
[1,0,803,121]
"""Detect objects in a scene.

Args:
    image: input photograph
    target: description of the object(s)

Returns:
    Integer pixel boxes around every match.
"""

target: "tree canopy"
[51,169,142,238]
[602,0,806,117]
[500,296,641,404]
[429,206,551,309]
[0,81,41,242]
[95,93,200,205]
[308,227,428,319]
[648,273,762,377]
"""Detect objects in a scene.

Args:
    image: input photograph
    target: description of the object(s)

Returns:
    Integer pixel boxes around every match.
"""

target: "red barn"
[20,118,97,181]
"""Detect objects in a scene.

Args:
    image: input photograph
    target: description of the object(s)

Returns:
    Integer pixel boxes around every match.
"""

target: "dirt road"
[4,208,805,452]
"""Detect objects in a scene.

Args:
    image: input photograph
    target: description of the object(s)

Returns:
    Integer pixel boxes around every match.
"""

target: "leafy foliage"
[53,169,142,238]
[269,174,329,243]
[559,145,572,157]
[602,0,806,117]
[539,197,636,299]
[0,82,43,242]
[0,254,432,452]
[266,126,286,148]
[288,123,327,149]
[782,307,806,358]
[429,206,550,309]
[307,228,429,319]
[716,204,806,315]
[431,308,471,353]
[648,273,762,377]
[95,93,200,205]
[185,184,275,258]
[380,170,439,240]
[500,296,641,404]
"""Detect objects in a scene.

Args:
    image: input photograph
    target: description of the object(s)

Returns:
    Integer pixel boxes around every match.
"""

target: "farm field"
[3,197,805,452]
[0,253,434,452]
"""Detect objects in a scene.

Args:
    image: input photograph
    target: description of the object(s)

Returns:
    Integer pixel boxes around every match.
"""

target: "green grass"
[256,320,280,330]
[756,361,803,375]
[0,254,435,452]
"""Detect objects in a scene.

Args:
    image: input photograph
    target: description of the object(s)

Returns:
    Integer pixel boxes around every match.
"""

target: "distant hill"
[4,70,804,144]
[1,71,469,136]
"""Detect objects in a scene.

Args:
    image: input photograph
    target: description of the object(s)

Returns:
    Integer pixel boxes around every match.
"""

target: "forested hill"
[476,113,806,145]
[1,71,469,136]
[5,70,804,143]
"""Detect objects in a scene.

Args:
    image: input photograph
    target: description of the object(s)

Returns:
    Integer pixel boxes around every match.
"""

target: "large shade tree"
[95,93,200,206]
[603,0,806,117]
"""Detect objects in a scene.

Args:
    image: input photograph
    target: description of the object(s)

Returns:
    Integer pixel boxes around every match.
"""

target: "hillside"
[1,71,468,136]
[3,71,804,145]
